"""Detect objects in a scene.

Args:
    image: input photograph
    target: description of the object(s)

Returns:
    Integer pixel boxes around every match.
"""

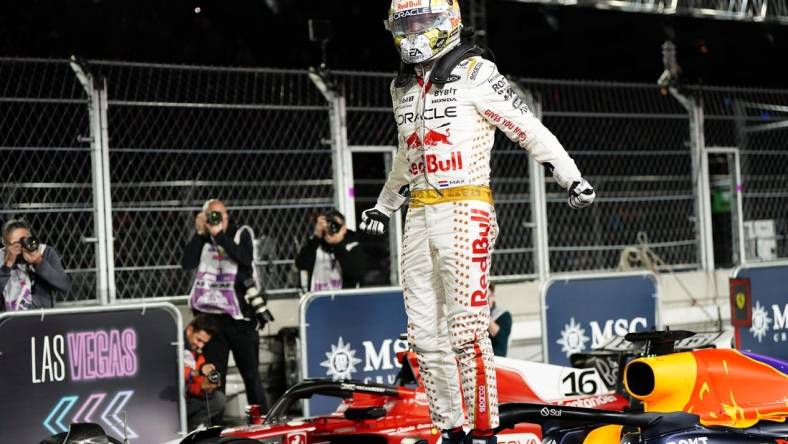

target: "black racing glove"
[359,207,390,235]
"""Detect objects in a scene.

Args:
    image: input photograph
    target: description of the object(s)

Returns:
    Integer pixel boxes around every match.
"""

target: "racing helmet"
[386,0,463,64]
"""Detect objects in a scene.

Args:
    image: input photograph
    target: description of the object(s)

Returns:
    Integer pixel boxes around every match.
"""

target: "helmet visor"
[389,11,446,37]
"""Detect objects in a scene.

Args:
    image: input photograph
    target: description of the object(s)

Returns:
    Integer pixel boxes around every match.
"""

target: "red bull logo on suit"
[423,127,452,146]
[409,151,464,175]
[405,123,453,149]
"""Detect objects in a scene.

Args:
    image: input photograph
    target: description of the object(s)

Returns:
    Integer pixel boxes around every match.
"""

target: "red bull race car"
[498,330,788,443]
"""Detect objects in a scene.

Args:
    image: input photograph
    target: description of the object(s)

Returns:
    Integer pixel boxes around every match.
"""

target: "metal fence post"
[379,148,404,286]
[309,70,357,229]
[505,78,548,280]
[97,77,116,302]
[70,59,114,304]
[671,88,714,271]
[692,98,715,271]
[527,94,551,282]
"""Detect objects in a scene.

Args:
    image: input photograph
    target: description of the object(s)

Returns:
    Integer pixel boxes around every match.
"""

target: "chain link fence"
[1,57,786,304]
[523,79,699,273]
[489,121,537,278]
[0,58,97,303]
[701,85,788,262]
[90,61,333,299]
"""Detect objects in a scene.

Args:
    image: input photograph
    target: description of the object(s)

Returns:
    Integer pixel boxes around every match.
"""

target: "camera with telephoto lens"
[324,210,344,235]
[207,369,221,385]
[206,211,223,226]
[20,236,40,252]
[243,278,275,326]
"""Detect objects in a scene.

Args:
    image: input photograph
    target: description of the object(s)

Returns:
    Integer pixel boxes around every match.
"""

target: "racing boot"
[440,428,467,444]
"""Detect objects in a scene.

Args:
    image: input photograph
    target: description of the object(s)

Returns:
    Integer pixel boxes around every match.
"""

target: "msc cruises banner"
[542,272,659,366]
[300,287,408,416]
[734,262,788,361]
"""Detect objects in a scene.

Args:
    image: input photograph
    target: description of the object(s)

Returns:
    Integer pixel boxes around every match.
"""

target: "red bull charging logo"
[405,123,452,149]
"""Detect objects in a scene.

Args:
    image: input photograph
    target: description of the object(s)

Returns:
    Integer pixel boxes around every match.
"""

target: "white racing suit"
[376,56,584,431]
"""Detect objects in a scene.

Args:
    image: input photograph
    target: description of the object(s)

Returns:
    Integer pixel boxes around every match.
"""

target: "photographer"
[181,199,268,416]
[0,219,69,311]
[295,210,366,292]
[184,315,226,430]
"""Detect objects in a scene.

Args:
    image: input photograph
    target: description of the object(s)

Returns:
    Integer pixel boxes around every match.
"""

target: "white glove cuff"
[563,178,578,190]
[376,187,407,215]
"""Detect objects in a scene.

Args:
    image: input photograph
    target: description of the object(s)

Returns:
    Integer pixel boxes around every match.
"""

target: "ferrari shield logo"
[287,433,307,444]
[736,292,746,310]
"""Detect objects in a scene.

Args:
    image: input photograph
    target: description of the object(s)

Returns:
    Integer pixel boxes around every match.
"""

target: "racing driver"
[359,1,596,443]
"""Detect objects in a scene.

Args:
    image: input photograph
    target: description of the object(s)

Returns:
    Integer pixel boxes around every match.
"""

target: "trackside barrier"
[0,303,186,443]
[541,271,659,366]
[732,260,788,360]
[300,287,407,416]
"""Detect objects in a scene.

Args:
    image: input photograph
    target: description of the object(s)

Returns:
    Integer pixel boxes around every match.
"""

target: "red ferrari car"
[180,350,628,444]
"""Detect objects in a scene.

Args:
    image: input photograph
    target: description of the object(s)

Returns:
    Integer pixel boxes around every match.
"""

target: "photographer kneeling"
[1,219,70,311]
[184,315,226,430]
[295,210,366,292]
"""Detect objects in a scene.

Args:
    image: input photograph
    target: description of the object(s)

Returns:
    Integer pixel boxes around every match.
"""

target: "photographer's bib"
[311,248,343,292]
[188,227,255,319]
[1,245,46,311]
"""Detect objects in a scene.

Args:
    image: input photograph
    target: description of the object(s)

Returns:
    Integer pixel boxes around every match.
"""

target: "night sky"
[2,0,788,87]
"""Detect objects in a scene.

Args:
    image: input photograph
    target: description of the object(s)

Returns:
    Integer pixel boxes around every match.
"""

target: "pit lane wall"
[280,267,785,405]
[0,303,186,443]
